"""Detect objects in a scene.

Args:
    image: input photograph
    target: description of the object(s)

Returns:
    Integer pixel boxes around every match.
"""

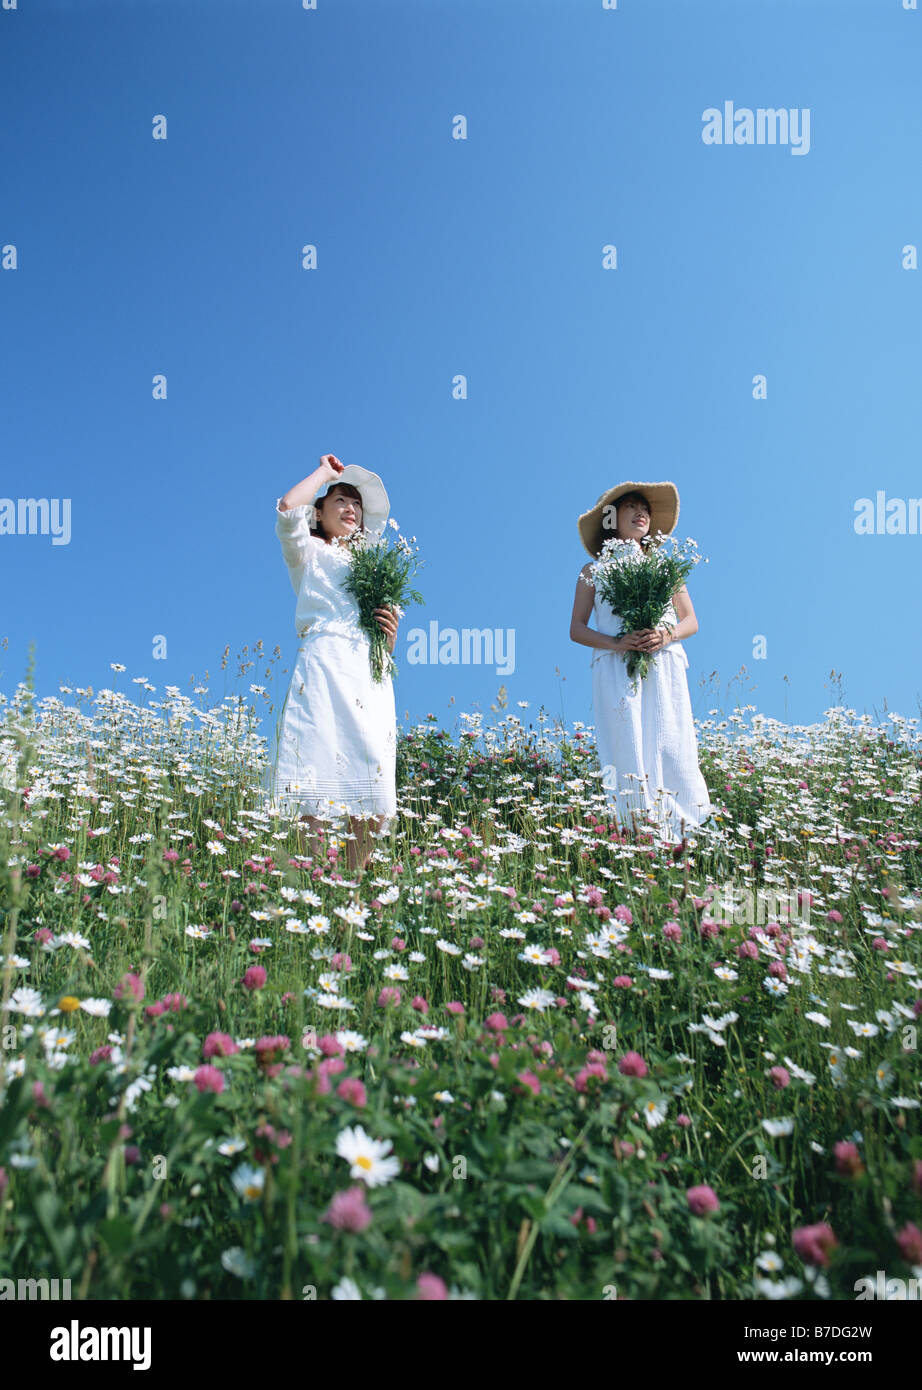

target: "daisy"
[335,1125,401,1187]
[756,1276,802,1299]
[231,1163,265,1201]
[217,1137,247,1156]
[185,925,212,940]
[330,1277,363,1300]
[399,1031,427,1048]
[713,966,739,981]
[54,932,92,950]
[518,988,556,1013]
[435,939,462,956]
[643,1098,668,1129]
[761,1117,794,1137]
[221,1247,257,1279]
[382,964,409,981]
[646,967,674,981]
[804,1011,831,1027]
[122,1067,156,1111]
[892,1097,921,1109]
[519,945,552,965]
[6,987,45,1017]
[335,904,371,928]
[703,1012,738,1032]
[307,915,331,934]
[847,1021,879,1037]
[763,977,789,997]
[756,1251,784,1273]
[782,1058,816,1085]
[434,1090,455,1103]
[335,1030,368,1053]
[167,1065,198,1082]
[79,998,112,1017]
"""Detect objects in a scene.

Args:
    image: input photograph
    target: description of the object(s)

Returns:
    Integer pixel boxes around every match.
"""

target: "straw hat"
[578,480,680,558]
[314,464,390,538]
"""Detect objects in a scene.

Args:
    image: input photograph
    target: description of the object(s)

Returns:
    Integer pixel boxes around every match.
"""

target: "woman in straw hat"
[570,481,716,845]
[266,454,401,871]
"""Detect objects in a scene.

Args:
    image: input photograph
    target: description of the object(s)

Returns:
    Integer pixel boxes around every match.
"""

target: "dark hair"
[310,482,365,542]
[612,490,664,551]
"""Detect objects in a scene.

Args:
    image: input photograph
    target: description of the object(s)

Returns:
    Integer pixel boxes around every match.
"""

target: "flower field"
[1,668,920,1301]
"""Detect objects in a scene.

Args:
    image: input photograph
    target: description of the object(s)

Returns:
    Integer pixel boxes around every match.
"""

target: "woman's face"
[318,487,363,539]
[617,496,650,542]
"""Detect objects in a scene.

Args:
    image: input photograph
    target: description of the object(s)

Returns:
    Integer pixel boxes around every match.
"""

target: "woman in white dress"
[569,481,716,846]
[266,454,400,872]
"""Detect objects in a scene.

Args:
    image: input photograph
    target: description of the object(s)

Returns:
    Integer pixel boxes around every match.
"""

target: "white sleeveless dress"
[263,499,397,823]
[589,583,716,844]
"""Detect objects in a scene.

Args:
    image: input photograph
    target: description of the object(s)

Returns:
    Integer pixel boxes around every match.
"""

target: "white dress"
[589,580,716,844]
[263,499,397,823]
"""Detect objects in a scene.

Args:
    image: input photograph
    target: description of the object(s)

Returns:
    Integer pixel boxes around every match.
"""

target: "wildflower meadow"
[1,658,920,1302]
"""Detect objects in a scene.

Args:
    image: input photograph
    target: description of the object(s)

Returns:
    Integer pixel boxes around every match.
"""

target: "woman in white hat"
[266,454,400,871]
[570,481,716,845]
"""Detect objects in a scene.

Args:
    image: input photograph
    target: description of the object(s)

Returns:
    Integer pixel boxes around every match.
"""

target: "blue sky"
[2,0,921,761]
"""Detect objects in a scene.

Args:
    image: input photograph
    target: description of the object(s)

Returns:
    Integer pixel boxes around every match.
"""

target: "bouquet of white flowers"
[582,532,707,694]
[338,520,424,683]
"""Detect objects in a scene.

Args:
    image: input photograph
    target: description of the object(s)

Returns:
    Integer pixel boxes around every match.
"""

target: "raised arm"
[277,454,344,511]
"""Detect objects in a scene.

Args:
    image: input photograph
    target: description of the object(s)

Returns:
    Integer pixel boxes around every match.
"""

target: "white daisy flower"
[643,1098,668,1129]
[335,1125,401,1187]
[6,987,45,1017]
[79,998,112,1017]
[519,944,552,965]
[761,1117,794,1137]
[231,1163,265,1201]
[518,988,556,1012]
[330,1276,363,1300]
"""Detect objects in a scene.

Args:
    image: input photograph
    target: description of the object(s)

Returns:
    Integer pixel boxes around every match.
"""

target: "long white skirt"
[591,643,716,844]
[264,631,397,824]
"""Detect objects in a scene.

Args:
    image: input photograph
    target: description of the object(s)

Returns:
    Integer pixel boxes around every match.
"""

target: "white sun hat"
[578,480,680,558]
[316,464,390,538]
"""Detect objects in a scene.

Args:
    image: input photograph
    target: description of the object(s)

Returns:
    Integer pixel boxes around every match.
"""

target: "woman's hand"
[633,626,672,653]
[318,453,345,483]
[375,605,400,654]
[611,631,645,653]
